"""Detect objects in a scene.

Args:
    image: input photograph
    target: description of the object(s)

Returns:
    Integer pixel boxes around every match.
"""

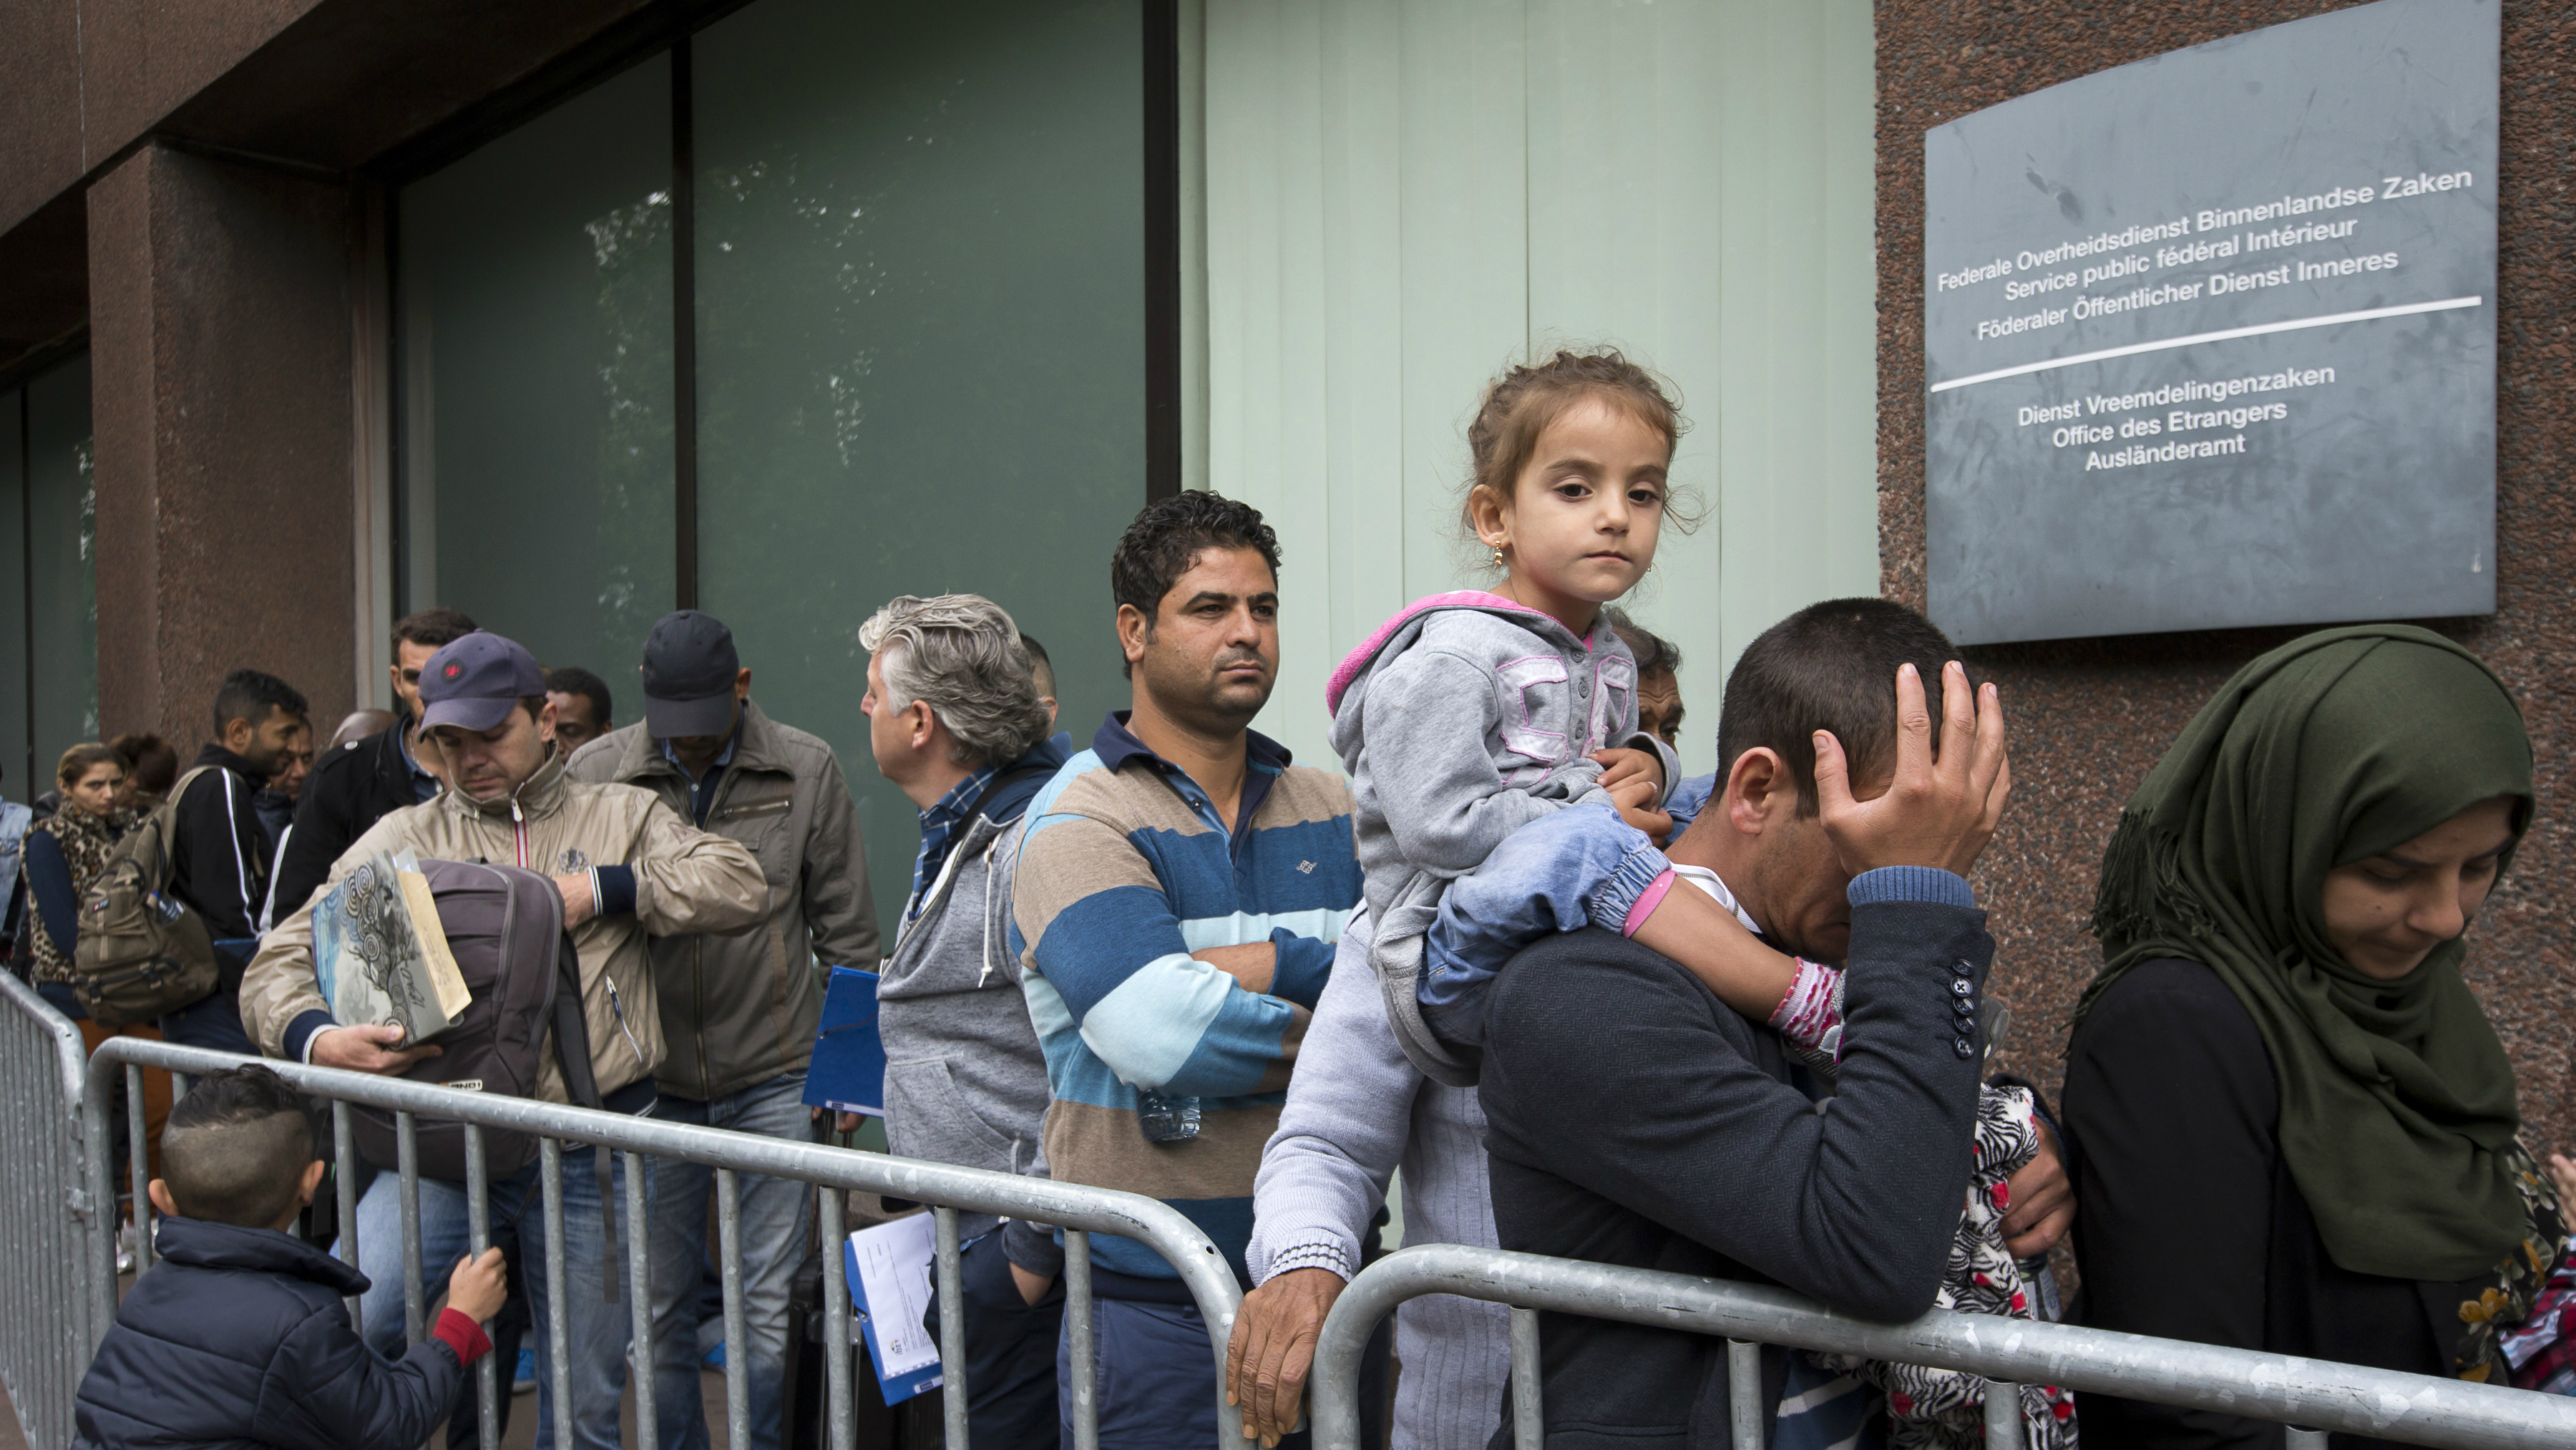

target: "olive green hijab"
[2081,625,2535,1284]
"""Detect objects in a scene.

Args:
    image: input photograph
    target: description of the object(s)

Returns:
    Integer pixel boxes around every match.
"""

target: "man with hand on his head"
[240,629,768,1450]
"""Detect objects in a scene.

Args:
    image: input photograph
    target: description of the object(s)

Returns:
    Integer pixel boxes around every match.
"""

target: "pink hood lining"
[1324,590,1588,716]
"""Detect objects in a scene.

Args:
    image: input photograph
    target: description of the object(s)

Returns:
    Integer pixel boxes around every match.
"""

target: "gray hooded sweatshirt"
[1324,590,1678,1085]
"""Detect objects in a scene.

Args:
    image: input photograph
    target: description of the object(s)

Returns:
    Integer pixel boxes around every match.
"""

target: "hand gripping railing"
[0,974,104,1450]
[1308,1244,2576,1450]
[79,1036,1258,1450]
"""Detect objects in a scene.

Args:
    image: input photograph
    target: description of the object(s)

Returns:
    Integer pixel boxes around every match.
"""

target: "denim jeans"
[648,1072,818,1450]
[346,1146,646,1450]
[1418,799,1669,1050]
[157,990,258,1054]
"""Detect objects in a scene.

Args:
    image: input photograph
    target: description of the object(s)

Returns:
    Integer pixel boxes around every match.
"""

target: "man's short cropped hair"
[1714,597,1968,816]
[393,607,480,657]
[857,595,1053,769]
[213,669,310,739]
[1108,492,1281,678]
[160,1064,315,1228]
[1018,633,1057,701]
[545,666,613,724]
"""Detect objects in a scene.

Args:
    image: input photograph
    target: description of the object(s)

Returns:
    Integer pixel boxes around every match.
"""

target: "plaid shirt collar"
[907,762,1002,921]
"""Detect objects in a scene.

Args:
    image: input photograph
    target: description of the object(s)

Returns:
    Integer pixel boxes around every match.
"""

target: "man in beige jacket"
[240,630,768,1450]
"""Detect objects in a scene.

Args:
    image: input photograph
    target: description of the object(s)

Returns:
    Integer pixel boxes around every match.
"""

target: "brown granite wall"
[87,142,356,750]
[1879,1,2576,1157]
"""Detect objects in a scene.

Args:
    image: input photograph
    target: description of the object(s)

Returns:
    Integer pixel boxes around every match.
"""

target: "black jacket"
[1477,895,1994,1449]
[273,721,424,925]
[2062,959,2469,1450]
[74,1217,469,1450]
[168,747,273,986]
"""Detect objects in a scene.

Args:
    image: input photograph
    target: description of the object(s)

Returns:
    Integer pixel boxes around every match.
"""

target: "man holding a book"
[240,629,771,1450]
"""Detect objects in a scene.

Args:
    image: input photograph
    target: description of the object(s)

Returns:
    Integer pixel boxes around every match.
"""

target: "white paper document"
[844,1213,942,1393]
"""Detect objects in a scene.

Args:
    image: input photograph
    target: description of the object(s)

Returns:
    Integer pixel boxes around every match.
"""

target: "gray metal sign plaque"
[1923,0,2498,646]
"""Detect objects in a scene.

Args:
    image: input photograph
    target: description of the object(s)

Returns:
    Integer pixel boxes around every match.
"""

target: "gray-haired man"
[860,593,1067,1450]
[566,610,879,1450]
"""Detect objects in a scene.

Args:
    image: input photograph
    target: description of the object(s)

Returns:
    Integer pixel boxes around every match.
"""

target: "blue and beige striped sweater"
[1009,714,1361,1284]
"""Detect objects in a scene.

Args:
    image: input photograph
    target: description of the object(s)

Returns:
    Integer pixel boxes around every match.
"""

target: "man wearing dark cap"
[567,610,878,1450]
[241,629,771,1450]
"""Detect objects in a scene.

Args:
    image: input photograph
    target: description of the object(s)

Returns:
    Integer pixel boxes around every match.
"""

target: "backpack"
[344,859,630,1296]
[73,766,223,1028]
[347,858,610,1179]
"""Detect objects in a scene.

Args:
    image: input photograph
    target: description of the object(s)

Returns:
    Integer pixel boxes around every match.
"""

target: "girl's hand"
[1607,774,1672,839]
[1591,747,1667,798]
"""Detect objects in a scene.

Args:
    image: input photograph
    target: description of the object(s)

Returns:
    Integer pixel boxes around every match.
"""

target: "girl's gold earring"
[1490,545,1506,568]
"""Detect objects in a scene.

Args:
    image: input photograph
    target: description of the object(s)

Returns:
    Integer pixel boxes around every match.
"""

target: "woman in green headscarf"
[2062,625,2571,1446]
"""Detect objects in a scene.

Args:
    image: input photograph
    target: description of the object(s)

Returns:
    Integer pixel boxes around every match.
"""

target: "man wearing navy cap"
[567,609,877,1450]
[241,629,771,1450]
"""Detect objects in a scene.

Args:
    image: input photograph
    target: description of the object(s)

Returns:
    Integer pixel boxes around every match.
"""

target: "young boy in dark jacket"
[74,1064,505,1450]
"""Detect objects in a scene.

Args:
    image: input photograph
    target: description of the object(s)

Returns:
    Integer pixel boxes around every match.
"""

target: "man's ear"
[147,1179,179,1219]
[1723,747,1794,836]
[1116,602,1153,668]
[300,1157,327,1206]
[536,699,560,744]
[734,667,753,701]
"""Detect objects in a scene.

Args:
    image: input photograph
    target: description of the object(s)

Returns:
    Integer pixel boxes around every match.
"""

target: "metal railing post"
[124,1063,152,1273]
[717,1167,750,1450]
[1985,1380,2026,1450]
[541,1137,572,1450]
[396,1111,424,1347]
[625,1150,658,1450]
[1065,1229,1098,1450]
[1724,1340,1762,1450]
[331,1099,361,1330]
[1508,1308,1542,1450]
[819,1186,854,1450]
[464,1124,499,1450]
[935,1206,968,1450]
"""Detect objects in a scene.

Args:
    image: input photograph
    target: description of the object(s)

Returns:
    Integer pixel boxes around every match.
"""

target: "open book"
[312,848,472,1046]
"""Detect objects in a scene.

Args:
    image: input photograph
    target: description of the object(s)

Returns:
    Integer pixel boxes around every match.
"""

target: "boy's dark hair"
[1108,492,1282,678]
[1018,632,1057,699]
[109,732,180,794]
[1715,597,1968,816]
[160,1064,315,1228]
[1604,606,1683,676]
[544,666,613,724]
[393,606,480,656]
[212,669,309,739]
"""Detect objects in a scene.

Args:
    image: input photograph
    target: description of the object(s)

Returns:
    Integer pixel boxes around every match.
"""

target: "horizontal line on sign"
[1926,296,2486,393]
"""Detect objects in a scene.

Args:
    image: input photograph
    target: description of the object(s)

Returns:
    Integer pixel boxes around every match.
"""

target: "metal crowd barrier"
[1309,1243,2576,1450]
[0,975,104,1450]
[71,1036,1259,1450]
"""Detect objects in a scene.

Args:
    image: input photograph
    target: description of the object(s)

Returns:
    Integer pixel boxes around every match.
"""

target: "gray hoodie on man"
[1324,590,1677,1086]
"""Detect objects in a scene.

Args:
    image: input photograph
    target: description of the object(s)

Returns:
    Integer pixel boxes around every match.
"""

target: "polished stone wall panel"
[1878,0,2576,1157]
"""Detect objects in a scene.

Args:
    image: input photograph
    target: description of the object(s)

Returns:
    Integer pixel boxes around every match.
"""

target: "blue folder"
[801,966,886,1118]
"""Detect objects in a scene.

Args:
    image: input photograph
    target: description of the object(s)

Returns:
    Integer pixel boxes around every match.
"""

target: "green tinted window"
[397,57,676,678]
[692,0,1147,923]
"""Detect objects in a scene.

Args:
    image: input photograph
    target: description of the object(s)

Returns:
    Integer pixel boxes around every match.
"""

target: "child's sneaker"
[1769,958,1845,1076]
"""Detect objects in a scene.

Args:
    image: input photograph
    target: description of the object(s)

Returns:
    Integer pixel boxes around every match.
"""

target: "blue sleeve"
[592,865,637,918]
[1267,928,1335,1011]
[1847,865,1975,909]
[24,830,76,960]
[285,1009,340,1063]
[1423,801,1667,1010]
[1013,812,1306,1098]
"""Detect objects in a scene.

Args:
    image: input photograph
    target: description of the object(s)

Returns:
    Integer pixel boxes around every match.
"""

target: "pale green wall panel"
[1206,0,1876,777]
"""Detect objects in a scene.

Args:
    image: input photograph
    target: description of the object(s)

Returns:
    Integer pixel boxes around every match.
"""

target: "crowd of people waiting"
[31,348,2576,1450]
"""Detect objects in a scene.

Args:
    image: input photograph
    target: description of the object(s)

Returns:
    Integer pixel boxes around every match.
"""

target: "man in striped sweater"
[1008,493,1363,1450]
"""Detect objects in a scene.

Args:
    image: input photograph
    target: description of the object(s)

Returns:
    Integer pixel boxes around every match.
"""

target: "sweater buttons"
[1950,976,1974,997]
[1953,996,1977,1019]
[1954,1036,1976,1058]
